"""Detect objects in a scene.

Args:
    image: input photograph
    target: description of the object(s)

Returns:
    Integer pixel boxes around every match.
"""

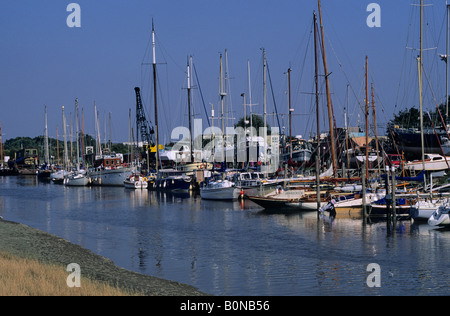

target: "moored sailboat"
[200,175,239,201]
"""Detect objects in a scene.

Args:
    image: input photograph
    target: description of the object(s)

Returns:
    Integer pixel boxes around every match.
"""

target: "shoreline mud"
[0,218,208,296]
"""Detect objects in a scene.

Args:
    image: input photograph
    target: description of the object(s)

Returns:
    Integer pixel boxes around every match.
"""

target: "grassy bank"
[0,219,208,296]
[0,251,144,296]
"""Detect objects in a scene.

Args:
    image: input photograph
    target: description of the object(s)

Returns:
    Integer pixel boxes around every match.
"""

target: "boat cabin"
[93,154,124,169]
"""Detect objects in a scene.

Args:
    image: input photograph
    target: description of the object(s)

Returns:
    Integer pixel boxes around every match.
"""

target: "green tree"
[234,114,271,135]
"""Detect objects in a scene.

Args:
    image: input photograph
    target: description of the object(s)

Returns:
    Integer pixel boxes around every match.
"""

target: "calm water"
[1,175,450,296]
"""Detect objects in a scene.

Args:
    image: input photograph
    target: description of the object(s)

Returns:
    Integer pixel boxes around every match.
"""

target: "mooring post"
[385,165,391,223]
[362,161,367,219]
[316,156,321,218]
[391,166,397,224]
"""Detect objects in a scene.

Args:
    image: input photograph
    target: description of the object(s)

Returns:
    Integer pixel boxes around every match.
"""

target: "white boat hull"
[90,167,132,186]
[200,186,240,200]
[411,200,444,221]
[428,205,450,227]
[298,201,327,210]
[124,179,148,189]
[405,154,450,171]
[64,174,89,186]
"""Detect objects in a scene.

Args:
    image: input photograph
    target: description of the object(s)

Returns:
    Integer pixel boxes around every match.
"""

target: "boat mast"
[288,67,292,159]
[44,106,49,165]
[248,60,253,143]
[447,0,449,118]
[418,0,426,176]
[94,102,101,158]
[152,19,160,172]
[365,56,369,182]
[317,0,337,177]
[75,99,80,171]
[56,126,59,166]
[372,83,381,174]
[345,85,350,171]
[314,11,321,210]
[187,56,193,162]
[81,108,85,168]
[263,48,268,177]
[62,106,68,172]
[219,53,225,136]
[0,121,3,168]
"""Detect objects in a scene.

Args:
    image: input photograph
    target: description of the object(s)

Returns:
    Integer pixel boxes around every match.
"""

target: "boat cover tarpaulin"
[380,170,424,182]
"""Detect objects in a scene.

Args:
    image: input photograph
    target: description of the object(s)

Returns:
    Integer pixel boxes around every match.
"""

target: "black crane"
[134,87,155,166]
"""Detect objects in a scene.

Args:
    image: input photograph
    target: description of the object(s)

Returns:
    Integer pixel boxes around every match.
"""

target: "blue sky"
[0,0,448,144]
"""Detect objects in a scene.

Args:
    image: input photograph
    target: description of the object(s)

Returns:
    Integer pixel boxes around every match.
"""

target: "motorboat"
[428,203,450,227]
[200,174,239,200]
[153,169,191,192]
[124,173,148,189]
[233,171,265,196]
[64,170,89,187]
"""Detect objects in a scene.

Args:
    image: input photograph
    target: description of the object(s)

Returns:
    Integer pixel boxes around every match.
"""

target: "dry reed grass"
[0,251,145,296]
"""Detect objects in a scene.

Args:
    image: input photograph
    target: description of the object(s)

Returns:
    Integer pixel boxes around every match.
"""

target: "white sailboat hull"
[90,167,132,186]
[64,174,89,186]
[411,200,444,221]
[200,186,240,200]
[404,154,450,171]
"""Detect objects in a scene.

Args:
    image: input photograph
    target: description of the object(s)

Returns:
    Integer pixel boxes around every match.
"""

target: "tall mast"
[62,106,68,172]
[314,11,321,210]
[447,0,449,118]
[224,49,229,129]
[317,0,337,177]
[44,106,49,165]
[75,99,80,171]
[219,53,225,135]
[0,121,3,168]
[81,108,85,168]
[345,85,350,170]
[263,48,268,177]
[418,0,425,174]
[56,126,59,166]
[152,19,160,172]
[94,101,101,158]
[372,83,380,174]
[314,12,321,167]
[187,56,193,161]
[288,67,292,159]
[247,60,254,144]
[365,56,369,182]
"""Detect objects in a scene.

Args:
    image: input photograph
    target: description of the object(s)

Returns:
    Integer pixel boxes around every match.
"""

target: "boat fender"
[143,177,147,182]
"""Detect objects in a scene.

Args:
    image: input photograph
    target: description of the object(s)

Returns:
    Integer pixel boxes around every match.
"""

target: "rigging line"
[324,32,363,124]
[192,62,211,127]
[292,22,314,108]
[265,61,281,131]
[422,64,450,142]
[154,32,185,74]
[395,33,412,112]
[372,85,403,157]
